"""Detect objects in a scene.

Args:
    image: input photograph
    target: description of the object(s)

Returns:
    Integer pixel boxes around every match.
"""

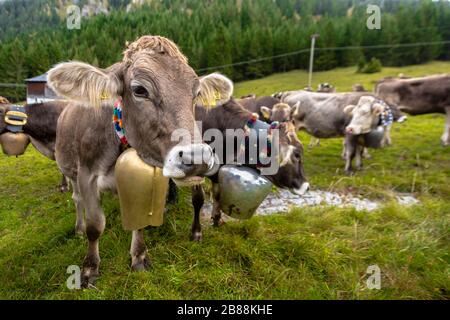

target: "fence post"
[308,34,320,90]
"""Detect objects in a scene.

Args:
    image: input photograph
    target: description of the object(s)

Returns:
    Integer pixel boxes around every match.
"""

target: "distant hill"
[0,0,449,102]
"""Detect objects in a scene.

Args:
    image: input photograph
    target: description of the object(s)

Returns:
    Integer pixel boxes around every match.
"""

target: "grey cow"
[47,35,231,287]
[273,90,403,173]
[375,74,450,146]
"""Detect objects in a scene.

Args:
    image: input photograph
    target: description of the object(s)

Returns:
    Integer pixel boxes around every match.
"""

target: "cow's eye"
[131,85,149,98]
[293,150,302,160]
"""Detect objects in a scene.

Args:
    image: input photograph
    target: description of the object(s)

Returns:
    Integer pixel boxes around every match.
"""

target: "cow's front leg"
[355,145,364,170]
[211,182,223,227]
[381,124,392,147]
[130,230,150,271]
[71,179,85,236]
[191,185,204,241]
[442,106,450,146]
[167,179,178,204]
[78,169,105,288]
[341,140,347,160]
[362,147,372,159]
[344,135,357,174]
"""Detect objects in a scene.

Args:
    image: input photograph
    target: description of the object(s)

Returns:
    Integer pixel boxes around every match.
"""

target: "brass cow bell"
[218,165,272,220]
[0,132,30,156]
[115,148,169,231]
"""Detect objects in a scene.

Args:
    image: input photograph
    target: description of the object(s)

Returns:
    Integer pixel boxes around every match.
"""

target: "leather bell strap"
[5,105,27,133]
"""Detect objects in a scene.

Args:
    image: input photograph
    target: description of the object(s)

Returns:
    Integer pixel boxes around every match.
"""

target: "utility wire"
[1,40,450,85]
[196,40,450,72]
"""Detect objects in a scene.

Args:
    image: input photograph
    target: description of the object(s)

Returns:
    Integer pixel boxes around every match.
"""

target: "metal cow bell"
[218,165,272,220]
[115,148,169,231]
[0,132,30,156]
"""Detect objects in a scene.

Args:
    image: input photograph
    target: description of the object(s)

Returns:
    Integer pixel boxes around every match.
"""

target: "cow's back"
[376,75,450,115]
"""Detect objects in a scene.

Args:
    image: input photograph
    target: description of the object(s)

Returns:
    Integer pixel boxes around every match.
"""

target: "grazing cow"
[0,101,70,191]
[47,35,231,287]
[375,74,450,146]
[273,90,403,172]
[188,98,309,241]
[352,84,367,92]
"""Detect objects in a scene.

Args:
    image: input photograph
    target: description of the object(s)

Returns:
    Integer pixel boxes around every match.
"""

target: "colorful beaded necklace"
[113,98,129,146]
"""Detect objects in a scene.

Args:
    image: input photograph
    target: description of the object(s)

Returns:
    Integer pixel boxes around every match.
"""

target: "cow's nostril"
[178,150,183,158]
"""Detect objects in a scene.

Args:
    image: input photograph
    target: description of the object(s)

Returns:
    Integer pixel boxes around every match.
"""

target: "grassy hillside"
[0,63,448,299]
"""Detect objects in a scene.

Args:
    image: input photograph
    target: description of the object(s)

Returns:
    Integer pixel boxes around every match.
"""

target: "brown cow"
[0,101,70,191]
[48,35,231,287]
[375,74,450,146]
[189,98,308,240]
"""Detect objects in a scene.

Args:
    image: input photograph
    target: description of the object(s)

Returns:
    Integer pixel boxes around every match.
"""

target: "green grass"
[0,62,449,300]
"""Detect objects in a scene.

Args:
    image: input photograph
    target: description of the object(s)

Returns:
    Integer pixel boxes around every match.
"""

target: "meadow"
[0,62,448,299]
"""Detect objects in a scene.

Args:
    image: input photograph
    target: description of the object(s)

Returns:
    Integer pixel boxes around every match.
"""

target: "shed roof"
[26,74,48,83]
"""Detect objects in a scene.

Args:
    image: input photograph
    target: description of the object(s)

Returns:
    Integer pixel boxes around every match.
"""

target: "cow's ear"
[260,106,271,120]
[344,104,356,115]
[372,103,384,115]
[198,73,233,107]
[48,61,123,108]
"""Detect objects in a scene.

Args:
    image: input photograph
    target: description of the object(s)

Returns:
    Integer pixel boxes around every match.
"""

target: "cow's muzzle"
[163,143,218,186]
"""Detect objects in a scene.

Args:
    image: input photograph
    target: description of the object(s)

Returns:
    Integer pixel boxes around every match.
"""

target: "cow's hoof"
[131,254,151,272]
[345,170,354,176]
[60,186,70,193]
[81,269,99,288]
[190,231,203,242]
[212,218,225,227]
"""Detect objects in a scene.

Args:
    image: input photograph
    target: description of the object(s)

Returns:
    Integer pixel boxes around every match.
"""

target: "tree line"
[1,0,450,101]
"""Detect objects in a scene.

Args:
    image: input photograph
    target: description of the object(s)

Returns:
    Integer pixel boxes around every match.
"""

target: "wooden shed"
[26,74,62,104]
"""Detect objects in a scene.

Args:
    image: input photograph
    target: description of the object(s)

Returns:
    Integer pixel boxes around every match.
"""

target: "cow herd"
[0,35,449,288]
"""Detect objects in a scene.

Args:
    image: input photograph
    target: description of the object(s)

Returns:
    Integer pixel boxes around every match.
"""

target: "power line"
[196,40,450,72]
[0,83,26,88]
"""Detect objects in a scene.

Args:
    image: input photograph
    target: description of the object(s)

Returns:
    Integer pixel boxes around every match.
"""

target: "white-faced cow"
[375,74,450,146]
[273,90,404,172]
[47,35,231,287]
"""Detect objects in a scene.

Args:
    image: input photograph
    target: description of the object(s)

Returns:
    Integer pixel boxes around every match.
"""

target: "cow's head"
[48,35,232,184]
[268,121,309,196]
[261,103,292,123]
[344,96,384,135]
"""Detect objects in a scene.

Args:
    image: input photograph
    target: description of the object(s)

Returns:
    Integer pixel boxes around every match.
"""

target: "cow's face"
[48,36,233,184]
[344,96,383,135]
[268,122,309,196]
[261,103,292,123]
